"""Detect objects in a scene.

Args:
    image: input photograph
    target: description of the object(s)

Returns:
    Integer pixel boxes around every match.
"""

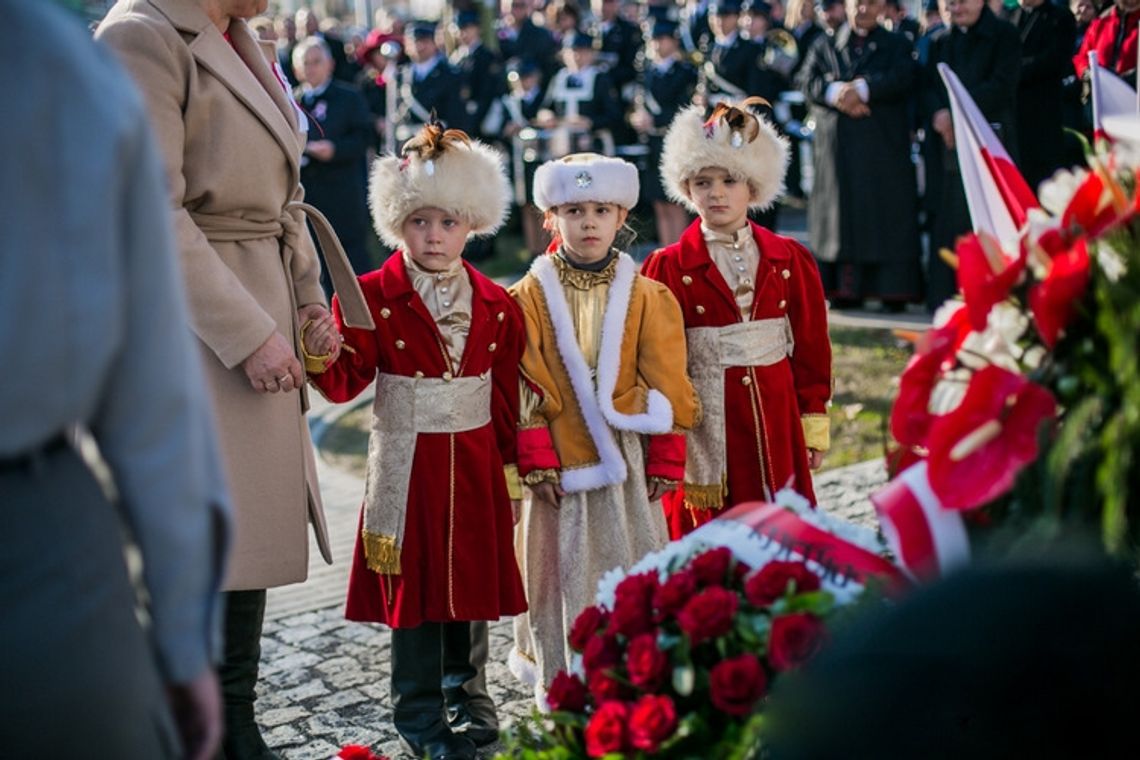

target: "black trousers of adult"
[0,443,180,758]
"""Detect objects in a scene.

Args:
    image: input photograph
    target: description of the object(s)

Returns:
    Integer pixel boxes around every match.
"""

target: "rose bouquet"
[498,493,901,759]
[885,132,1140,561]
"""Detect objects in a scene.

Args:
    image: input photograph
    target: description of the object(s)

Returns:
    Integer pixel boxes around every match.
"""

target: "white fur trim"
[660,104,789,213]
[369,138,511,248]
[593,257,674,434]
[508,646,538,688]
[530,255,629,493]
[533,153,640,211]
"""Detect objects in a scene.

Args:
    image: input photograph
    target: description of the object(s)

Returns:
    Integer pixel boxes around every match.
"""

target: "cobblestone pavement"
[258,391,890,759]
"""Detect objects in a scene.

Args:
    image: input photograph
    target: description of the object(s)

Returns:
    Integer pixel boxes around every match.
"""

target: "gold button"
[488,342,497,352]
[778,299,787,309]
[695,305,706,314]
[443,371,453,381]
[480,371,489,380]
[395,339,405,350]
[742,375,752,386]
[681,275,693,285]
[782,269,791,279]
[497,311,506,322]
[380,307,391,319]
[414,371,424,379]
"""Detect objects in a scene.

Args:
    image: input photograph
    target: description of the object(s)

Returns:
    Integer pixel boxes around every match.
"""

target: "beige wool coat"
[98,0,332,589]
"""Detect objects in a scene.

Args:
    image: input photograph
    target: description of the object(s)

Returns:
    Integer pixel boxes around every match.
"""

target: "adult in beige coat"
[97,1,357,757]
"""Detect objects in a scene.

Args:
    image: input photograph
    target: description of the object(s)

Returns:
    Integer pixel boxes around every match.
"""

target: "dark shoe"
[879,300,908,314]
[401,727,477,760]
[829,297,865,310]
[446,698,499,747]
[218,590,280,760]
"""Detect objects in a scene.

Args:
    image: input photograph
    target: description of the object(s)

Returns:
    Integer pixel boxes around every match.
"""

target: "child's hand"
[511,499,521,525]
[302,311,343,358]
[808,449,825,471]
[528,481,564,511]
[646,479,677,502]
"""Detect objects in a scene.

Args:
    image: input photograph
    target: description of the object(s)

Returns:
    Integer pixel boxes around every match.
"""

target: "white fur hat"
[661,101,789,212]
[533,153,639,211]
[369,125,511,248]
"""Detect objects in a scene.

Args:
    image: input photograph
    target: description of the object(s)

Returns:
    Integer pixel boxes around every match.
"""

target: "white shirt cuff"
[853,78,870,103]
[825,82,844,107]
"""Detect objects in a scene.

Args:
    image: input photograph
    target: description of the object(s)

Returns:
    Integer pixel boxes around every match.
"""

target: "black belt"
[0,434,70,473]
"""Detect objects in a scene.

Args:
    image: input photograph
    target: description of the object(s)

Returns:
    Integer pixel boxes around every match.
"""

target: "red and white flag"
[937,63,1039,249]
[870,462,970,582]
[1088,50,1139,139]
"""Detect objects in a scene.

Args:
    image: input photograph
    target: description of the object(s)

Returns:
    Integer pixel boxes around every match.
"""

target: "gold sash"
[361,373,492,573]
[683,318,794,509]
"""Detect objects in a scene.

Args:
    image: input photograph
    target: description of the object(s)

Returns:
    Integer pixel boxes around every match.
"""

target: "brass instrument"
[763,27,800,80]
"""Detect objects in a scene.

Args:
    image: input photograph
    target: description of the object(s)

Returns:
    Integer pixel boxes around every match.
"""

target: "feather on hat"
[369,123,511,248]
[660,98,789,213]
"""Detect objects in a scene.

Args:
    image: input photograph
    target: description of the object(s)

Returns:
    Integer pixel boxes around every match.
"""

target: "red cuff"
[517,426,560,475]
[646,433,686,481]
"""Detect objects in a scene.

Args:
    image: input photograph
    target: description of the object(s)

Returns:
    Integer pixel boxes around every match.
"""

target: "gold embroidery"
[362,530,402,575]
[550,250,620,290]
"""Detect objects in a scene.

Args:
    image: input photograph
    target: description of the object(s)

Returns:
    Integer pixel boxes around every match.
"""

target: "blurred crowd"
[252,0,1134,310]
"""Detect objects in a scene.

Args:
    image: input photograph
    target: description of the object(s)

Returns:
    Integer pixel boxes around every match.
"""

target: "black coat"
[395,57,466,134]
[799,26,922,301]
[1004,2,1077,189]
[596,15,644,91]
[643,58,699,201]
[452,43,507,137]
[498,19,560,84]
[543,66,625,133]
[296,81,374,286]
[706,34,781,104]
[683,3,714,55]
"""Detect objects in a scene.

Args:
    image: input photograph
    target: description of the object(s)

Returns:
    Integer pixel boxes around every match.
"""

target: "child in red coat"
[304,124,526,760]
[642,100,833,539]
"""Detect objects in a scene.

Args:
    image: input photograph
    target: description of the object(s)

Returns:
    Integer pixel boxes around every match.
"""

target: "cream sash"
[361,372,491,573]
[683,318,794,509]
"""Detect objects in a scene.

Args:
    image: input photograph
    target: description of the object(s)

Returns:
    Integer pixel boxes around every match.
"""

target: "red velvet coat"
[642,221,832,538]
[312,254,528,627]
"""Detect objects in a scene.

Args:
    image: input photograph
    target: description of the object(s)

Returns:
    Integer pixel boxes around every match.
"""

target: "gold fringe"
[362,530,402,575]
[683,481,726,511]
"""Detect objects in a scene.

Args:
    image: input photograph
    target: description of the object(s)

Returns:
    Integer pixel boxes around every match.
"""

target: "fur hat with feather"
[660,98,789,213]
[369,122,511,248]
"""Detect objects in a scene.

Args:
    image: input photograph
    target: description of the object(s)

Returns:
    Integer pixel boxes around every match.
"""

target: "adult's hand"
[932,108,955,149]
[304,139,336,162]
[528,481,565,511]
[242,332,303,393]
[165,668,222,760]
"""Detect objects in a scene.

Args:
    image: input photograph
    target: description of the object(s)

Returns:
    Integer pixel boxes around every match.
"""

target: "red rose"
[584,700,628,757]
[768,612,827,672]
[653,568,697,621]
[610,572,659,637]
[569,605,610,653]
[581,634,621,674]
[676,586,739,645]
[709,653,767,716]
[732,559,753,584]
[546,671,589,713]
[628,694,678,752]
[744,561,822,608]
[625,633,669,691]
[689,546,733,585]
[588,669,627,702]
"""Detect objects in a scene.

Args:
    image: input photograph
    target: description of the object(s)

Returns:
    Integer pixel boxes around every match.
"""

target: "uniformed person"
[396,20,465,143]
[537,31,626,147]
[451,9,508,140]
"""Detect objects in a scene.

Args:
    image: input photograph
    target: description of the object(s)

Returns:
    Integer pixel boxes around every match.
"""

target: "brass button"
[443,371,453,381]
[695,305,706,314]
[380,307,391,319]
[395,339,405,350]
[681,275,693,285]
[782,269,791,279]
[778,299,787,309]
[742,375,752,386]
[497,311,506,322]
[488,342,497,352]
[414,371,424,379]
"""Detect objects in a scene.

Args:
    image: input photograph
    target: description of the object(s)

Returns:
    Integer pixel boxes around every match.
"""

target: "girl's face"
[685,167,754,235]
[550,202,629,264]
[400,207,473,271]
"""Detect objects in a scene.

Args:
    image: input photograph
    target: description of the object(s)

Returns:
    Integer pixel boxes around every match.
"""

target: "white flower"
[1095,240,1128,283]
[1022,345,1047,371]
[987,301,1030,347]
[1038,167,1088,217]
[931,299,966,329]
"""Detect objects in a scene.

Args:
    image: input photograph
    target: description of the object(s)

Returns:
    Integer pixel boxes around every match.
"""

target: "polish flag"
[937,63,1039,250]
[870,462,970,582]
[1088,51,1139,139]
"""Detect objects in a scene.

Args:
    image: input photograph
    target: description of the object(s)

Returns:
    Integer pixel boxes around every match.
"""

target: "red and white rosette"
[871,462,971,582]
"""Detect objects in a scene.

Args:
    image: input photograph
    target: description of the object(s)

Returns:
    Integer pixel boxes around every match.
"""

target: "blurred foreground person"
[765,553,1140,759]
[1,1,229,758]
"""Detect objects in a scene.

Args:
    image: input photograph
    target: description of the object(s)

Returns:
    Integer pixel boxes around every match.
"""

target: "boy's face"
[400,207,473,271]
[550,201,629,264]
[685,167,754,235]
